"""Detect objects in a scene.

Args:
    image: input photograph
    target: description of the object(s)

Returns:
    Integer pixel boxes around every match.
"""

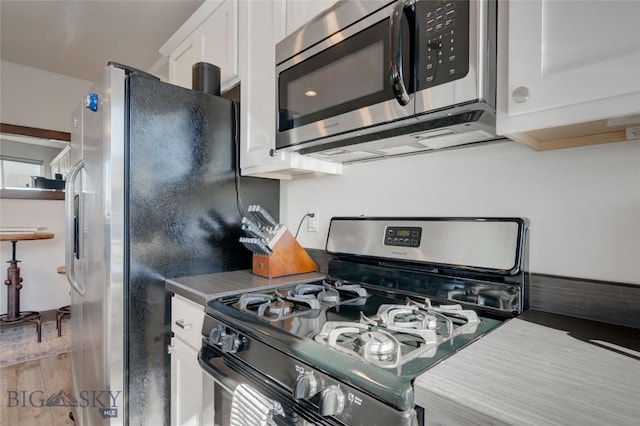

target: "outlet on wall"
[307,209,319,232]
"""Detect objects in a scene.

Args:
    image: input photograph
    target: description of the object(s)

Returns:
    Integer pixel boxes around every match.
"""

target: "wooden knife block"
[252,229,318,278]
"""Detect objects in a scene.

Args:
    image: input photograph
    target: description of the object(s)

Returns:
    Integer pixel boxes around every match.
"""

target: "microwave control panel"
[416,0,470,90]
[384,227,422,248]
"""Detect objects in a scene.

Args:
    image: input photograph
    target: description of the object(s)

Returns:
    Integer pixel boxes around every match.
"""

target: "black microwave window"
[286,41,384,120]
[278,19,412,133]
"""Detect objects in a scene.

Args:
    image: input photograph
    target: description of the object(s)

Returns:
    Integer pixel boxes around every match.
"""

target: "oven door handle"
[390,0,415,106]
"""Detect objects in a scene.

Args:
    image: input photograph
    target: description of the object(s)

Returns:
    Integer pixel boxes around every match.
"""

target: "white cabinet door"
[166,0,239,92]
[498,1,640,143]
[284,0,338,39]
[200,0,239,89]
[238,0,342,179]
[170,295,205,426]
[170,35,202,89]
[172,295,206,350]
[170,338,203,426]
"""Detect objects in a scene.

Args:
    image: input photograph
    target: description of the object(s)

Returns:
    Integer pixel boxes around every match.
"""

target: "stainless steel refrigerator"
[65,64,279,425]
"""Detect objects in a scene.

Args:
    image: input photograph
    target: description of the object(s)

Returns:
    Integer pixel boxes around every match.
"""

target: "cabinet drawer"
[172,295,205,350]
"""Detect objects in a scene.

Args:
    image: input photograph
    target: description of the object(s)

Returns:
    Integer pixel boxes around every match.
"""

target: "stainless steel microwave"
[275,0,502,163]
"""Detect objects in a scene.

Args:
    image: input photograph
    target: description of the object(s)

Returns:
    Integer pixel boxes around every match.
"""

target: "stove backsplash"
[323,217,530,316]
[306,248,638,329]
[328,259,527,316]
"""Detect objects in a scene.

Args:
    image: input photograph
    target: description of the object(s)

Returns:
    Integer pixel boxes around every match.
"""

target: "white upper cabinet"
[169,36,199,89]
[279,0,339,42]
[237,0,341,179]
[497,1,640,150]
[162,0,239,92]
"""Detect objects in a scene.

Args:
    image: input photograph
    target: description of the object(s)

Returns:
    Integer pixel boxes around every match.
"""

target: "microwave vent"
[415,129,496,150]
[411,128,455,139]
[311,150,382,163]
[376,145,425,155]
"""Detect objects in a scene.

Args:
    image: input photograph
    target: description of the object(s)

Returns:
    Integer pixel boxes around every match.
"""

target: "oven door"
[276,0,415,151]
[198,345,344,426]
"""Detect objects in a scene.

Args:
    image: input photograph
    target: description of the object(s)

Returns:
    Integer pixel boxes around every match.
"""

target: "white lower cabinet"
[171,338,203,426]
[170,295,206,426]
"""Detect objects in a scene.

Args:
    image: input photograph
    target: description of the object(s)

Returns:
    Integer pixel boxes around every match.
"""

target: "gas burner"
[287,284,323,309]
[287,281,369,307]
[375,306,438,330]
[239,293,273,310]
[382,298,482,338]
[291,284,325,296]
[314,298,482,368]
[238,292,318,321]
[264,299,294,316]
[360,311,438,347]
[331,280,368,298]
[315,322,419,368]
[317,288,340,304]
[354,331,397,359]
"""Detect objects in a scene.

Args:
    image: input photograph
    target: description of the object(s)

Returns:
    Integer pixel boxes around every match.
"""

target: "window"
[0,156,43,188]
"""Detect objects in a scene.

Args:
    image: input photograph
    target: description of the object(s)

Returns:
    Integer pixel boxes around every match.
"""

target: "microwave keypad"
[418,0,470,90]
[384,227,422,248]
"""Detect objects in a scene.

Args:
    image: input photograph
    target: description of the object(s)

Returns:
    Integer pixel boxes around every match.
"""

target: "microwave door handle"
[390,0,415,106]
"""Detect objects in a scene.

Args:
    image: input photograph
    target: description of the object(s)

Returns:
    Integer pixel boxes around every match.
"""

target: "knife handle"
[249,205,278,228]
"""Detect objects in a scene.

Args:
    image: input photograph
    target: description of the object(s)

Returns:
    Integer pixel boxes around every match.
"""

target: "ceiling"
[0,0,204,82]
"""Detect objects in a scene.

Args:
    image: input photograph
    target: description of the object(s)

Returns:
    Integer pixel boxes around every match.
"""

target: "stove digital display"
[384,226,422,247]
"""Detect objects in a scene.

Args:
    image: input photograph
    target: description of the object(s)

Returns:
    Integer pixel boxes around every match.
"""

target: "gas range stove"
[199,217,528,426]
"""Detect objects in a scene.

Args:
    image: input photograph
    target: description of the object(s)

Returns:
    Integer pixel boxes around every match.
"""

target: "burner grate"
[314,297,481,368]
[236,280,370,322]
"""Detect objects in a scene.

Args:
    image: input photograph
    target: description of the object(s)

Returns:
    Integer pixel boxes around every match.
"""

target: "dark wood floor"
[0,353,74,425]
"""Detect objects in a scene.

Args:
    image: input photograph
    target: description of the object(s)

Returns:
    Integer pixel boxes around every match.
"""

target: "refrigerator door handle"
[65,159,85,296]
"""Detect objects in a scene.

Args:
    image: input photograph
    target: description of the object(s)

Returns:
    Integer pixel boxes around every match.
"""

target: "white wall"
[0,199,67,311]
[281,140,640,285]
[0,60,92,132]
[1,61,92,311]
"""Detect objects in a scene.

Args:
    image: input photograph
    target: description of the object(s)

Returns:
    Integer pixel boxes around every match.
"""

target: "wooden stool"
[56,265,70,337]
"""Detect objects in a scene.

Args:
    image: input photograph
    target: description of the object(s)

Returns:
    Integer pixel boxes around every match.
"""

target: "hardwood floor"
[0,353,74,425]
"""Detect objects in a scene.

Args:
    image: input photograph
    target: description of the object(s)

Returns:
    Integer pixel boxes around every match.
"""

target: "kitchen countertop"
[414,310,640,426]
[165,269,326,306]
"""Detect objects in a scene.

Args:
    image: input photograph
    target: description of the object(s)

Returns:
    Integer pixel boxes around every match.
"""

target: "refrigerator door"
[68,104,84,425]
[125,74,279,425]
[126,73,279,426]
[67,66,126,425]
[69,63,279,426]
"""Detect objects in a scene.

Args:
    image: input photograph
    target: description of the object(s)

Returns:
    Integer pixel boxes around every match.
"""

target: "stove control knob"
[293,372,318,400]
[208,326,225,345]
[319,385,345,417]
[221,333,243,353]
